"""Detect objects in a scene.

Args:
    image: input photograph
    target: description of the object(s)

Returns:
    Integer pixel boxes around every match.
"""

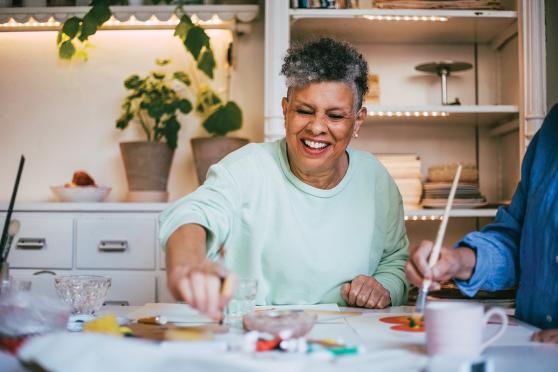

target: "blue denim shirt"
[455,104,558,330]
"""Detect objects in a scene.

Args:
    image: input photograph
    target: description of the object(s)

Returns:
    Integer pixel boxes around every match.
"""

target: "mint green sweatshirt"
[159,139,409,306]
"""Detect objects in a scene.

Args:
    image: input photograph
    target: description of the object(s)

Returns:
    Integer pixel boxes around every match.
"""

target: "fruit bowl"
[54,275,111,315]
[50,186,111,202]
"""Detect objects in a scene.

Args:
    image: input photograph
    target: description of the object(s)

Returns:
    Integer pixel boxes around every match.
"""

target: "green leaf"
[185,26,209,60]
[162,116,180,149]
[116,112,133,130]
[174,16,193,41]
[155,58,170,66]
[177,99,192,114]
[62,17,81,39]
[147,103,165,121]
[88,3,111,24]
[151,71,165,80]
[173,71,191,86]
[79,3,111,41]
[59,40,76,59]
[197,48,215,79]
[202,101,242,136]
[124,75,142,89]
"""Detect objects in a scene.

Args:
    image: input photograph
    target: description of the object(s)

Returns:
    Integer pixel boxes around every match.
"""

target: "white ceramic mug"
[425,301,508,357]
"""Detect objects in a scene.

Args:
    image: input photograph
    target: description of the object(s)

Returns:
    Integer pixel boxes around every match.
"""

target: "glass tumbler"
[224,278,258,327]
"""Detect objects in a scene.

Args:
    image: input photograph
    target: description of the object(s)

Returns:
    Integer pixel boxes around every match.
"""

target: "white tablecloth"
[3,305,557,372]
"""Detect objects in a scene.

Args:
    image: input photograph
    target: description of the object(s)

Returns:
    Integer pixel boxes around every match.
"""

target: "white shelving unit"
[264,1,546,245]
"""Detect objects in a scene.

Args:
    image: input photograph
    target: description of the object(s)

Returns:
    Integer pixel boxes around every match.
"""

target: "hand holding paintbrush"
[413,163,462,314]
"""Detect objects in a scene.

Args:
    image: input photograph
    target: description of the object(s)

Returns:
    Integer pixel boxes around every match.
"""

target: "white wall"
[0,15,264,202]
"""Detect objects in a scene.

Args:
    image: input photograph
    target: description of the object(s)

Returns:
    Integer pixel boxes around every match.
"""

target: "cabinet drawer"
[156,274,175,303]
[11,269,63,299]
[76,216,156,269]
[92,272,156,306]
[2,214,73,269]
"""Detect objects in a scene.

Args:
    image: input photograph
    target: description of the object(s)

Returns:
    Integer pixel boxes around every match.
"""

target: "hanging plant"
[78,2,243,139]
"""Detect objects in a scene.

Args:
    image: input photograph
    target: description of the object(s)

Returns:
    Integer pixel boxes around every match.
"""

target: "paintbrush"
[414,163,462,315]
[1,219,20,262]
[0,155,25,262]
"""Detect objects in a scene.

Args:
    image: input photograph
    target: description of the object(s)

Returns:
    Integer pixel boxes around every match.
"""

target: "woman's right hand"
[405,240,477,290]
[167,259,236,321]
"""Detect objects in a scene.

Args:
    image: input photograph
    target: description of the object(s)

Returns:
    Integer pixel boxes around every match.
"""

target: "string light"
[0,13,223,29]
[363,15,448,22]
[404,215,445,221]
[368,110,449,117]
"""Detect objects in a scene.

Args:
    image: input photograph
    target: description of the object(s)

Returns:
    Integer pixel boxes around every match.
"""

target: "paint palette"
[379,315,425,333]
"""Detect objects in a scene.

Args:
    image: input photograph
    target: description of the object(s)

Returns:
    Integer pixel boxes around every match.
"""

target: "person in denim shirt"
[406,103,558,344]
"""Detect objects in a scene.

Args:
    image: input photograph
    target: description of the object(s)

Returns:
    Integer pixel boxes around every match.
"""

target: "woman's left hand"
[341,275,391,309]
[531,329,558,343]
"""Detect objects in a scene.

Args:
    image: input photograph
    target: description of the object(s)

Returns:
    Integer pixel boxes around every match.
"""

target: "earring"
[353,132,359,138]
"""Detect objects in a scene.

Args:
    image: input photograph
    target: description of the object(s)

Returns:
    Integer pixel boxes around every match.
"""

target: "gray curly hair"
[280,37,369,112]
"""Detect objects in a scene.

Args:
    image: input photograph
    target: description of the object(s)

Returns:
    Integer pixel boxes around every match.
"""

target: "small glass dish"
[54,275,111,316]
[243,310,317,338]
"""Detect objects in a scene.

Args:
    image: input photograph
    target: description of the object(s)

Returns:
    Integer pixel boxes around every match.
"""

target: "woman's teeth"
[303,140,328,149]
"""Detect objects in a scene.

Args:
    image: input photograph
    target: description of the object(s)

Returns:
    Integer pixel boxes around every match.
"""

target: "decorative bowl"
[50,186,111,202]
[54,275,111,315]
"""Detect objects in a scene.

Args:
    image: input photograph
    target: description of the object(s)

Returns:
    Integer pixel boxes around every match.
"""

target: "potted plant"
[116,58,192,202]
[62,6,246,188]
[188,83,246,184]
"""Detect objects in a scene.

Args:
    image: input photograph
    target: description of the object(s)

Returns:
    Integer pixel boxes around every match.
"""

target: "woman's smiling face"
[282,81,366,180]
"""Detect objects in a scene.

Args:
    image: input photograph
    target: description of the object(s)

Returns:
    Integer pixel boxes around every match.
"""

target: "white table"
[2,305,557,372]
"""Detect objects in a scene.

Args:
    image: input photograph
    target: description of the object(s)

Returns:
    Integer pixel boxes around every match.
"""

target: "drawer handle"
[33,270,56,276]
[98,240,128,252]
[17,238,46,250]
[104,300,130,306]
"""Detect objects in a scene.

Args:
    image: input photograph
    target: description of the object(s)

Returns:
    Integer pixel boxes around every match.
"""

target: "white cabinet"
[2,203,169,306]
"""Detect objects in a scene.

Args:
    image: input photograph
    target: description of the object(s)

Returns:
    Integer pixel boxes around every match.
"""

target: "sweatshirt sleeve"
[372,180,410,306]
[158,163,240,260]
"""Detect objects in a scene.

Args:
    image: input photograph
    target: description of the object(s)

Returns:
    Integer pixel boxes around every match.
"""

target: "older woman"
[160,38,408,320]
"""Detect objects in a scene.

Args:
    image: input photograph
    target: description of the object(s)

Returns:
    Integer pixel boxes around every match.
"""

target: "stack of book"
[291,0,359,9]
[422,163,487,208]
[376,154,423,209]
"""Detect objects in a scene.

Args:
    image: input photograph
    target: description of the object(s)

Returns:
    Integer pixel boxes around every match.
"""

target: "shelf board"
[0,5,259,31]
[404,208,497,219]
[0,202,168,212]
[364,104,519,126]
[290,9,517,44]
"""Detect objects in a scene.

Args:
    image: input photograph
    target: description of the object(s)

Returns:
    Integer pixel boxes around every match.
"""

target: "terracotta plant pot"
[191,137,249,184]
[120,141,175,202]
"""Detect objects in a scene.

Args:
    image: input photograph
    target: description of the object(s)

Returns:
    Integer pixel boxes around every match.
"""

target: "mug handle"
[481,307,509,351]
